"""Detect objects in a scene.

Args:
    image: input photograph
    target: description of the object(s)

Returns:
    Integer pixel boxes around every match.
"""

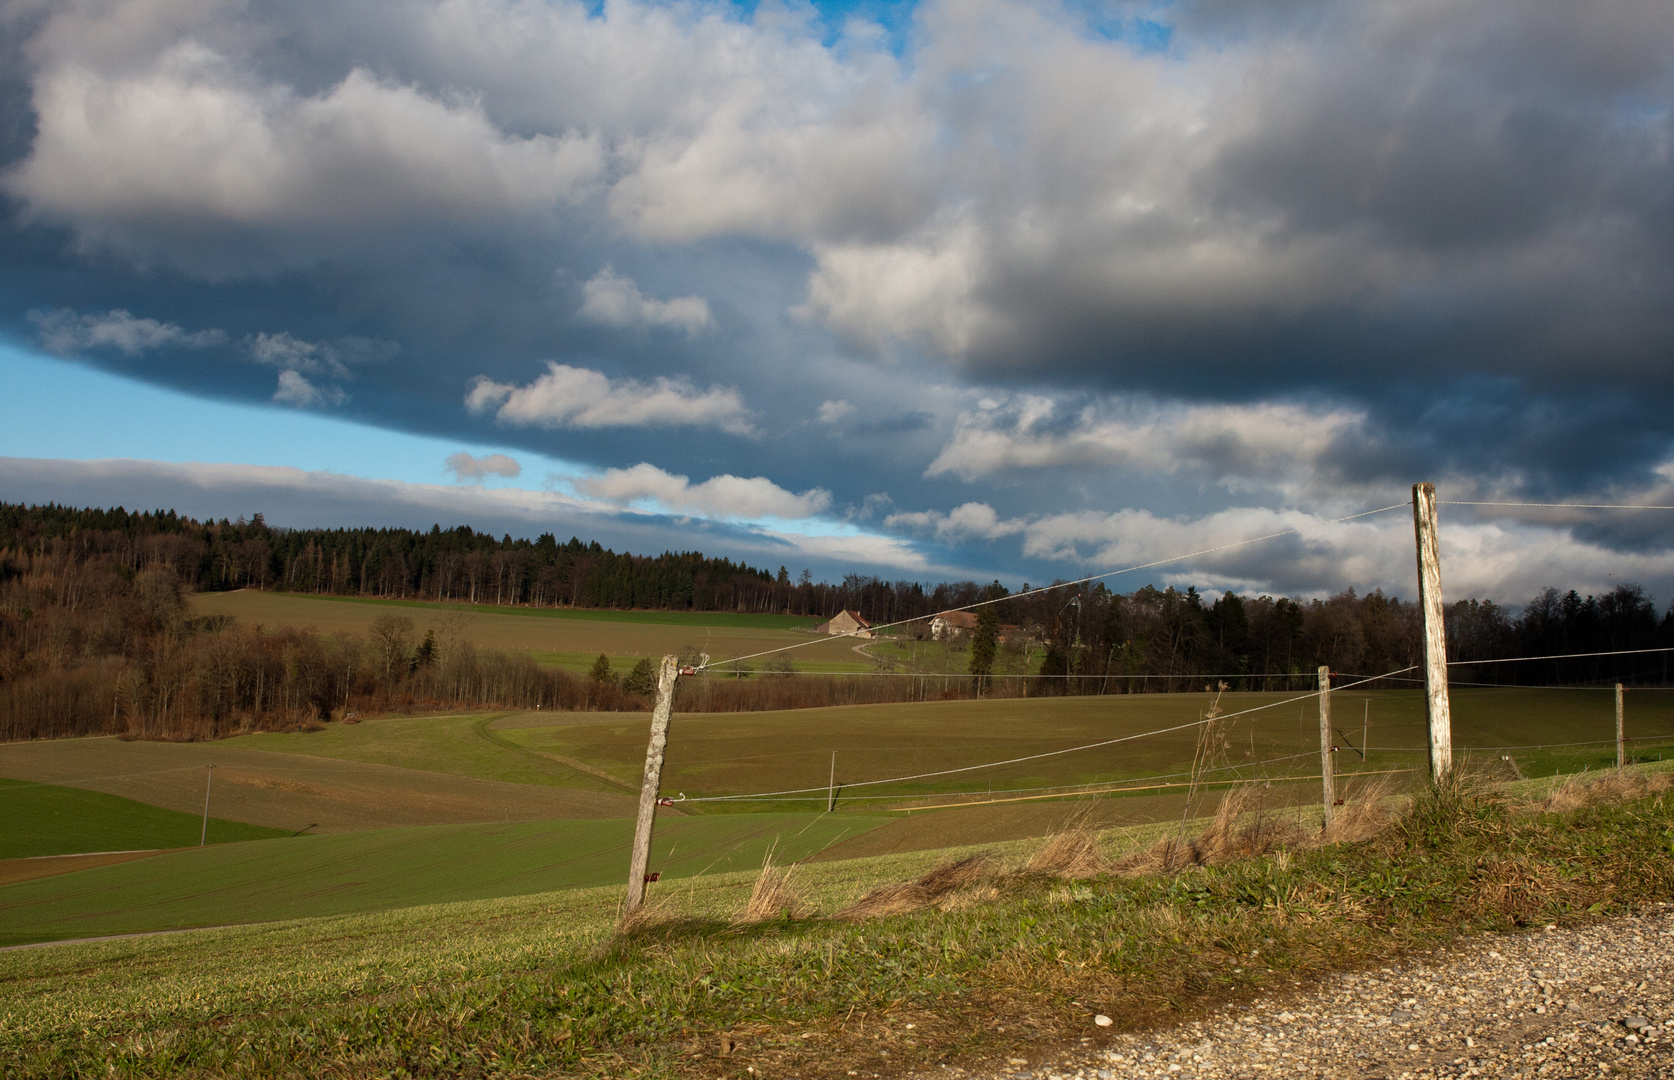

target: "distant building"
[930,610,979,641]
[815,610,872,638]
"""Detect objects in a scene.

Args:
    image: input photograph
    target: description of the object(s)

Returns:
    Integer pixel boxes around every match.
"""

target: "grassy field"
[190,590,874,673]
[0,813,888,946]
[0,735,636,832]
[3,766,1670,1079]
[0,780,289,859]
[492,687,1674,808]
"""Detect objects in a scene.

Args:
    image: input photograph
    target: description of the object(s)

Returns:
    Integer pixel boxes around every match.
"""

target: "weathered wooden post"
[1412,483,1453,781]
[1318,666,1335,829]
[625,656,681,914]
[200,764,215,847]
[1616,683,1626,770]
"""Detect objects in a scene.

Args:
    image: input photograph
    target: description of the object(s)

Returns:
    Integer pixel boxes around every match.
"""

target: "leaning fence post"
[1412,482,1453,781]
[625,655,681,914]
[1318,666,1335,829]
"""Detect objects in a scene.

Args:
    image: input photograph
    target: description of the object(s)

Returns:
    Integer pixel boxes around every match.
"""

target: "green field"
[190,590,875,673]
[493,686,1674,808]
[0,813,886,946]
[4,686,1672,950]
[0,780,289,859]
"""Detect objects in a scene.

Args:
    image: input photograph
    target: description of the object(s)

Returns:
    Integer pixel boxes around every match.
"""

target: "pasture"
[0,735,636,833]
[189,590,874,673]
[0,780,288,859]
[493,686,1674,810]
[3,686,1671,951]
[0,812,887,946]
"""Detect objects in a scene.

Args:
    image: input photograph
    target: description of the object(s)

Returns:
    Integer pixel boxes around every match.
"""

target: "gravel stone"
[956,903,1674,1080]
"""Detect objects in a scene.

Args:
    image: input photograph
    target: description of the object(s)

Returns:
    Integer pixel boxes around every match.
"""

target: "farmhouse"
[814,610,872,638]
[930,610,979,641]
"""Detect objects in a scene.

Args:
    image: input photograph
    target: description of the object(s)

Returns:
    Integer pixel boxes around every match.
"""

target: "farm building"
[930,610,979,641]
[814,610,872,638]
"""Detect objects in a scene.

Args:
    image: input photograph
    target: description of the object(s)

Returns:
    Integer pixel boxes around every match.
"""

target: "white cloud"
[817,399,855,424]
[800,218,1000,356]
[466,362,754,434]
[885,501,1025,541]
[444,452,521,482]
[577,268,710,334]
[5,48,602,267]
[29,308,226,355]
[574,462,832,521]
[925,395,1367,490]
[273,370,346,408]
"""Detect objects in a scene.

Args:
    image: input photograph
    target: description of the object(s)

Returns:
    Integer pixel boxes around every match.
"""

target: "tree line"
[4,500,1671,746]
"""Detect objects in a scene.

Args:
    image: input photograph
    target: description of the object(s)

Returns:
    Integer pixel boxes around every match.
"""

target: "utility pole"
[1412,483,1453,781]
[1616,683,1626,769]
[827,750,837,813]
[625,656,681,914]
[200,764,215,846]
[1318,667,1334,829]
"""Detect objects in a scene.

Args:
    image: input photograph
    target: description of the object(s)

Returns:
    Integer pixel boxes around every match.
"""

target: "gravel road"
[958,904,1673,1080]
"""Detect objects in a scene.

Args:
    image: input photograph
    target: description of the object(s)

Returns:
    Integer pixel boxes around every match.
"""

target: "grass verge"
[4,766,1673,1079]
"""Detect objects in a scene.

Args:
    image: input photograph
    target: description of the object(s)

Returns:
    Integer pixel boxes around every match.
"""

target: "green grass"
[4,772,1671,1079]
[492,688,1674,810]
[210,590,822,629]
[0,780,289,860]
[215,713,633,792]
[0,813,888,946]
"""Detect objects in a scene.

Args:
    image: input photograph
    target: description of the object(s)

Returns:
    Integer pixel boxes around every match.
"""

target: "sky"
[2,0,1674,605]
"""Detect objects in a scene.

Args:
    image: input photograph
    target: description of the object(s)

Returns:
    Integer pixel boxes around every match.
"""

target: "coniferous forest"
[3,501,1672,742]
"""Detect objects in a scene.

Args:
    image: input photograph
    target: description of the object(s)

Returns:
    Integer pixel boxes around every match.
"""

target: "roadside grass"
[0,780,288,859]
[5,765,1673,1079]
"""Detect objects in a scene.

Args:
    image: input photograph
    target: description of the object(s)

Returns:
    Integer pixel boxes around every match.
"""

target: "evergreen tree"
[588,652,616,686]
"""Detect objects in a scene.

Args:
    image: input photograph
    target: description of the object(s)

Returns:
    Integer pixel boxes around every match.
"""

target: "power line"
[698,501,1410,672]
[1440,501,1674,510]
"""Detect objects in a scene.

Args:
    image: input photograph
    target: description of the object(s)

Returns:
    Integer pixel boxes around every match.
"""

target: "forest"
[3,500,1671,742]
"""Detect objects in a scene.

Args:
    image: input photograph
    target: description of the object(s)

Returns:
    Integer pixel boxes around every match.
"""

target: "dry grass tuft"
[736,847,805,924]
[1118,785,1306,874]
[615,894,682,936]
[1024,806,1111,879]
[1533,768,1672,813]
[1324,773,1402,844]
[1471,856,1585,923]
[835,854,991,920]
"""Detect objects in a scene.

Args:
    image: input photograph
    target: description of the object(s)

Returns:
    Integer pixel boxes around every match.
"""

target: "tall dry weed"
[1024,806,1110,878]
[736,846,805,923]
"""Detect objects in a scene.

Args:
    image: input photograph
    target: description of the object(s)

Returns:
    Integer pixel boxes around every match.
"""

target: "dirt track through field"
[960,906,1674,1080]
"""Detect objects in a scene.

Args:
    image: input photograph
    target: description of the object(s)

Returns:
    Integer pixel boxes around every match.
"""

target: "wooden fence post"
[1412,483,1453,781]
[625,656,681,914]
[1617,683,1626,769]
[200,764,215,847]
[827,750,837,813]
[1318,666,1334,829]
